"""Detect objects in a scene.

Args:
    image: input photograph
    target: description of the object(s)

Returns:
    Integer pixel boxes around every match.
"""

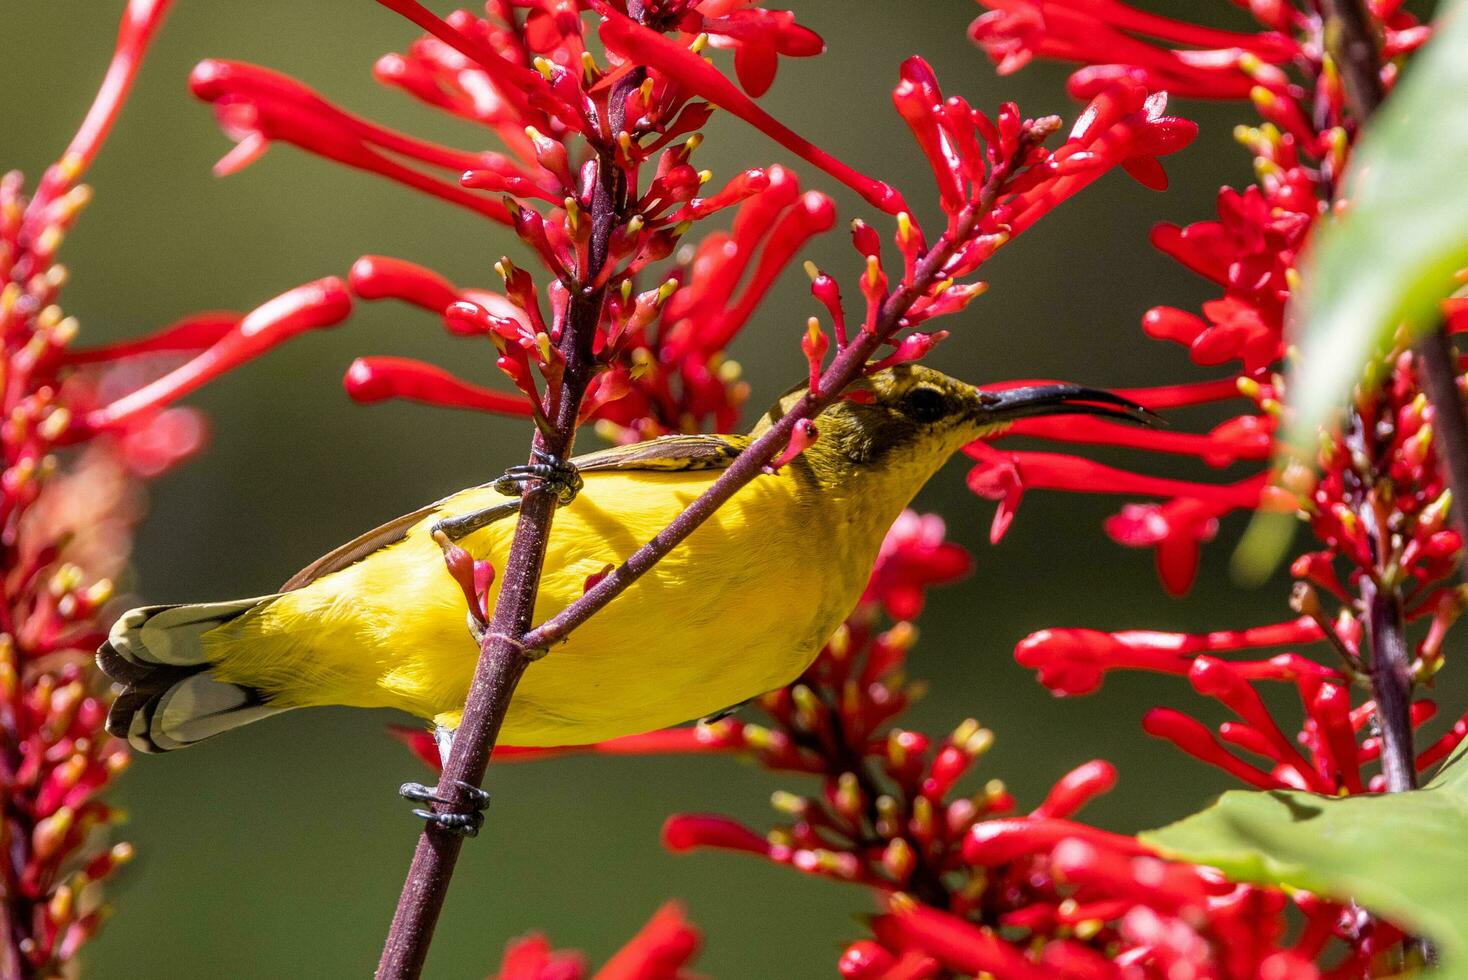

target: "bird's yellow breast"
[206,464,898,746]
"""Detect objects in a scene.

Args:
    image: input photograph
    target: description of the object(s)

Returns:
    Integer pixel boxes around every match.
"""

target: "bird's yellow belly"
[235,469,878,746]
[507,558,828,744]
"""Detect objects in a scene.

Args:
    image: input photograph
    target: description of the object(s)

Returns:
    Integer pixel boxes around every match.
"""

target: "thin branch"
[1342,401,1421,797]
[374,42,642,980]
[1345,373,1435,970]
[1361,578,1419,792]
[1415,326,1468,581]
[1321,0,1384,119]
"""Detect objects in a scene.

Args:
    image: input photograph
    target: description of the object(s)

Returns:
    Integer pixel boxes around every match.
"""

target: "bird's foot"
[400,779,491,838]
[494,449,582,505]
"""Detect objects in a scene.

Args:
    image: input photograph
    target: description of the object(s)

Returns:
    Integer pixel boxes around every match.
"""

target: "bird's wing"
[572,433,750,472]
[280,433,750,591]
[278,496,520,592]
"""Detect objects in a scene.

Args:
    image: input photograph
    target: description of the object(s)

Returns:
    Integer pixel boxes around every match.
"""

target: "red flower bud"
[765,418,818,473]
[344,357,534,416]
[348,255,458,312]
[1142,708,1281,789]
[1032,760,1116,819]
[838,940,896,979]
[964,816,1148,865]
[661,814,769,855]
[881,894,1047,980]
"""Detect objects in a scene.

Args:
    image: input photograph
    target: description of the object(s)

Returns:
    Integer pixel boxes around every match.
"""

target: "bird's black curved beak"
[974,384,1161,426]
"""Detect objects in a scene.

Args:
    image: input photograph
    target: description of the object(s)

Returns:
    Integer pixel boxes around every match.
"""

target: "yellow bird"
[99,365,1146,758]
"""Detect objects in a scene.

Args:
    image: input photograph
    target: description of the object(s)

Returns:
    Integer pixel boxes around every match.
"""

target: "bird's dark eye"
[902,386,949,424]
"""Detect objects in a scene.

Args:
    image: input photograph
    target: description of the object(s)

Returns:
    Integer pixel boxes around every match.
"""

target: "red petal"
[733,42,778,98]
[592,903,700,980]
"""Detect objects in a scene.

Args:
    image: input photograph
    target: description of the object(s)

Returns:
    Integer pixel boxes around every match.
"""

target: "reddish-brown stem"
[1360,578,1418,792]
[1323,0,1468,568]
[523,163,1018,652]
[1416,327,1468,582]
[1321,0,1384,121]
[374,31,640,980]
[1344,399,1435,962]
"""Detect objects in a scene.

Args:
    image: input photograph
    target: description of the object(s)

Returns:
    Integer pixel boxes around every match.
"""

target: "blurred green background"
[3,2,1408,976]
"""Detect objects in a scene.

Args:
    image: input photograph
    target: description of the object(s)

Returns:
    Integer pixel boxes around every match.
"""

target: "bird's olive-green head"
[754,364,1152,489]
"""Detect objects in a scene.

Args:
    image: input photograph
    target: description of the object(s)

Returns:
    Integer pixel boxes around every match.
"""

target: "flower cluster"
[1011,342,1468,795]
[965,0,1466,927]
[403,511,1408,977]
[188,0,848,440]
[185,0,1196,458]
[485,902,699,980]
[661,512,1415,978]
[966,0,1430,593]
[0,2,362,972]
[962,0,1462,775]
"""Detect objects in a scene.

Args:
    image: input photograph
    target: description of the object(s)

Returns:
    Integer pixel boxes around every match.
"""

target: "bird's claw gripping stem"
[399,780,491,838]
[494,449,582,505]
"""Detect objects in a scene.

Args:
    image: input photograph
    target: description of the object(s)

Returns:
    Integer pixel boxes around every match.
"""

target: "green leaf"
[1287,0,1468,448]
[1141,740,1468,976]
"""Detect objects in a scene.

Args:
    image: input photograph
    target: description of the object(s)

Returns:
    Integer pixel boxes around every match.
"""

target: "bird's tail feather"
[98,597,287,753]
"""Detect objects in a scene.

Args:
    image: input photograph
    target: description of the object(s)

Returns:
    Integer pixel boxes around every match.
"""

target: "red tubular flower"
[347,255,460,312]
[965,439,1278,580]
[344,357,535,416]
[80,278,353,434]
[23,0,174,231]
[63,312,237,364]
[1031,759,1116,819]
[391,724,734,771]
[1143,708,1293,791]
[862,511,972,619]
[485,903,701,980]
[963,817,1150,865]
[1016,617,1327,694]
[1007,411,1273,465]
[189,60,512,222]
[880,895,1047,980]
[687,7,824,98]
[764,417,818,473]
[591,902,701,980]
[661,814,770,856]
[968,1,1359,101]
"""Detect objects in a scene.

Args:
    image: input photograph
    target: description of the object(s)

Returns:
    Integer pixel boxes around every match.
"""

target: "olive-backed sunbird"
[98,365,1149,753]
